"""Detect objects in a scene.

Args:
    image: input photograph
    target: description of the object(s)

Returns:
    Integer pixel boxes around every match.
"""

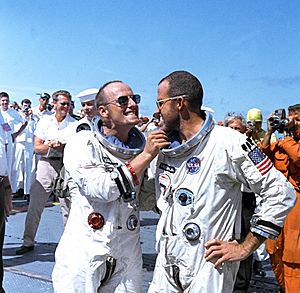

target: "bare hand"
[144,130,170,159]
[204,239,249,268]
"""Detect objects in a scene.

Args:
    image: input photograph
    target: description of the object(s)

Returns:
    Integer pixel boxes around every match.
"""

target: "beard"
[160,114,180,134]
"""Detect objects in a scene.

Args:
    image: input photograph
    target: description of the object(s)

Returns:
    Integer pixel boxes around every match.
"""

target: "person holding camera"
[262,104,300,292]
[246,108,266,145]
[10,99,37,201]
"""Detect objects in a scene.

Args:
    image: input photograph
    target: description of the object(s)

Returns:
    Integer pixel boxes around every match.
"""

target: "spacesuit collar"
[93,117,146,159]
[161,111,214,158]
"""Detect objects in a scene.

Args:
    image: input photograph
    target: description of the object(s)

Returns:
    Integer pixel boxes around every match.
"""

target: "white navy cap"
[201,105,215,113]
[76,88,99,103]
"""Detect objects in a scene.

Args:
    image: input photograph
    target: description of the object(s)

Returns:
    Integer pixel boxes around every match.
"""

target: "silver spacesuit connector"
[183,223,201,241]
[127,215,138,231]
[76,123,91,132]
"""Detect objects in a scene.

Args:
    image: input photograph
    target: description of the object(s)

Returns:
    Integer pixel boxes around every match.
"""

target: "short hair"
[0,92,9,99]
[158,71,203,110]
[95,80,122,109]
[288,103,300,113]
[224,112,247,127]
[21,99,31,105]
[52,90,72,101]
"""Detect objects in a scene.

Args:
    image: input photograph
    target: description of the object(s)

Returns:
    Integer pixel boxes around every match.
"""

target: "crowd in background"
[0,85,299,293]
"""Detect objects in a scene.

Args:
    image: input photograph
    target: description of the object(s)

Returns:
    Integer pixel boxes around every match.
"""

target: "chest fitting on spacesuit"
[126,215,138,231]
[183,223,201,241]
[88,212,105,229]
[175,188,194,206]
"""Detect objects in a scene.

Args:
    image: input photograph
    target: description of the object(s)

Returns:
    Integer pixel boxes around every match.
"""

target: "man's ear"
[177,97,186,111]
[98,105,109,118]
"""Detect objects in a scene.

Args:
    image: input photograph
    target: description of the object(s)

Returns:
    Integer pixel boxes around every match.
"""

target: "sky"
[0,0,299,123]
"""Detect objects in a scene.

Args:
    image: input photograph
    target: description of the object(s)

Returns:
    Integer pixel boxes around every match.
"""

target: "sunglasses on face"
[156,94,187,109]
[58,102,71,107]
[105,94,141,107]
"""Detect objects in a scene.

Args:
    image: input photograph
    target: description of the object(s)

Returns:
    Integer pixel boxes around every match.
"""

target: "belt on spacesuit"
[172,265,184,291]
[100,256,116,286]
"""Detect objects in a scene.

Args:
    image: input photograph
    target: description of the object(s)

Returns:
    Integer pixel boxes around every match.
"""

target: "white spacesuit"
[52,119,149,293]
[74,115,98,133]
[148,113,295,293]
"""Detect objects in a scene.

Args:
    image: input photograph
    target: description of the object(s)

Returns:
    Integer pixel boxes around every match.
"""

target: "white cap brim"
[76,88,99,103]
[201,105,215,113]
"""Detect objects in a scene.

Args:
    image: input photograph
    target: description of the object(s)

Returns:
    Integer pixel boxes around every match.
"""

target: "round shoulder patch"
[186,156,201,174]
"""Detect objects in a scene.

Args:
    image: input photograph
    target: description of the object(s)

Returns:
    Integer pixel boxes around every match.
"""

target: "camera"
[268,109,290,133]
[23,106,29,114]
[247,120,254,129]
[47,104,54,111]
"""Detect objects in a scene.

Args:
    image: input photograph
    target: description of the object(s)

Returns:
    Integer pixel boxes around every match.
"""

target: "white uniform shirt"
[34,113,76,157]
[15,113,37,144]
[32,106,52,121]
[0,108,25,143]
[0,112,8,176]
[35,113,76,144]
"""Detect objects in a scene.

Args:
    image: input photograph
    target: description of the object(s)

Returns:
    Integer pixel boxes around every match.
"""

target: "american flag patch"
[248,147,273,176]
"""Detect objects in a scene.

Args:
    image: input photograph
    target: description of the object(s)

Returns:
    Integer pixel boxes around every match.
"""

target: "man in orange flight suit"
[262,104,300,292]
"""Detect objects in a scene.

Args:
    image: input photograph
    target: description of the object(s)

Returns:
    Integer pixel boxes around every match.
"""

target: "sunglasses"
[156,94,187,109]
[58,102,71,107]
[104,94,141,107]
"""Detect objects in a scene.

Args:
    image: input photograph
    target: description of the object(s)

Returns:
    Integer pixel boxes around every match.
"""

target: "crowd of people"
[0,70,299,293]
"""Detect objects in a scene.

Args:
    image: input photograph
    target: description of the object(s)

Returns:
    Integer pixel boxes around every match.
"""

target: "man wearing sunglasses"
[32,93,53,121]
[16,90,76,255]
[52,81,169,292]
[146,71,295,292]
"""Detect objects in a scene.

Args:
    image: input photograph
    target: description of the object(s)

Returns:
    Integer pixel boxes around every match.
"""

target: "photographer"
[11,99,36,201]
[246,108,266,144]
[262,104,300,292]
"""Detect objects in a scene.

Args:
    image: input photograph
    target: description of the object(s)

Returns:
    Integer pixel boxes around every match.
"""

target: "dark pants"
[0,181,6,293]
[233,192,256,292]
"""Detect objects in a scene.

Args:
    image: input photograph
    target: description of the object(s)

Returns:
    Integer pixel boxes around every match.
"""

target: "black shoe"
[12,192,23,199]
[253,260,266,277]
[23,194,30,203]
[16,245,34,255]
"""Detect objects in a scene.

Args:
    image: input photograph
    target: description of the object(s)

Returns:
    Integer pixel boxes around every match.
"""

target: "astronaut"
[52,81,169,292]
[146,71,296,292]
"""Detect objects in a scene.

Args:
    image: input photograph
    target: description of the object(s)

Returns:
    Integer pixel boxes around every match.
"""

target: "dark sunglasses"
[105,94,141,107]
[59,102,71,107]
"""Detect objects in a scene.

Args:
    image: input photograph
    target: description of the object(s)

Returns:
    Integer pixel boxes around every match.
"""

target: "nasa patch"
[186,157,201,174]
